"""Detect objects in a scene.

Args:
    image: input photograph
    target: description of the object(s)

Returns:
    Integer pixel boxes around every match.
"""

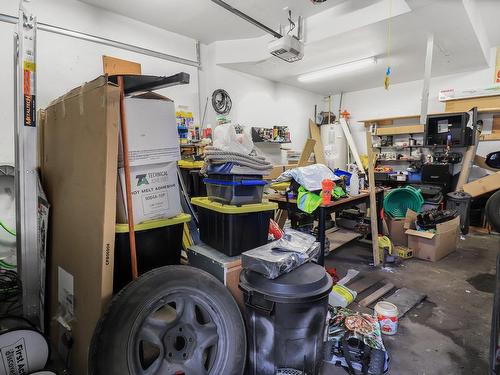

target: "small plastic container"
[374,301,399,335]
[191,197,277,256]
[114,213,191,293]
[204,175,267,205]
[408,170,422,183]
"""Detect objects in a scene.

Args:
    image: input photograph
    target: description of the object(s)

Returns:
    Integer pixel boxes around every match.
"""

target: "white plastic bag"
[275,164,339,191]
[213,123,254,155]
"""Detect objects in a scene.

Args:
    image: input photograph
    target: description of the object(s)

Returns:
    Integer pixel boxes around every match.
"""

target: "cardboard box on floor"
[41,76,120,375]
[405,210,460,262]
[384,214,412,247]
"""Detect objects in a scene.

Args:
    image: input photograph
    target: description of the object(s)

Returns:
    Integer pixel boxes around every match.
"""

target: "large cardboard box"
[116,161,182,224]
[405,213,460,262]
[117,94,180,167]
[41,76,120,375]
[384,215,410,247]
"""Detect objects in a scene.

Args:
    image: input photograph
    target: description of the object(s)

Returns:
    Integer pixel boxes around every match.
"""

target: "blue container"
[408,171,422,183]
[334,169,352,186]
[204,177,267,205]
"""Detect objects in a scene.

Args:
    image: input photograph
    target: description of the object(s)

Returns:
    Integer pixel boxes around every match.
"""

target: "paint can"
[374,301,399,335]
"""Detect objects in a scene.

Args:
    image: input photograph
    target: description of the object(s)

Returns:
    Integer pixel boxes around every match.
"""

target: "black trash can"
[239,262,333,375]
[446,191,472,234]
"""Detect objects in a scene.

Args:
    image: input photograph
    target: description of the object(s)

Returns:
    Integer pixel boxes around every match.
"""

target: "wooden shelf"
[361,107,500,126]
[480,133,500,141]
[375,125,424,136]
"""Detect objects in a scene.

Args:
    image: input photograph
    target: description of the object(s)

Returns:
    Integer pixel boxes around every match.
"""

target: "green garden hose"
[0,220,16,237]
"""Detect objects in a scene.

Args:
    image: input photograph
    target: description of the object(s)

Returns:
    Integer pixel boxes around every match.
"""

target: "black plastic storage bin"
[204,174,266,205]
[178,160,207,197]
[191,197,277,256]
[113,214,191,293]
[239,262,333,375]
[446,191,472,234]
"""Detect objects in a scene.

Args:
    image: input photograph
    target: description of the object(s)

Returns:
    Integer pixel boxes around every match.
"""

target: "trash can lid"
[240,262,333,303]
[447,191,472,200]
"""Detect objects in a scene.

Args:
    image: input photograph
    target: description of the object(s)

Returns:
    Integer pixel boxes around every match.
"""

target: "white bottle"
[350,172,360,195]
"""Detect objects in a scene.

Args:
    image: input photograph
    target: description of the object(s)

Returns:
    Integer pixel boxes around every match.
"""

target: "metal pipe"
[210,0,282,39]
[0,12,200,67]
[297,16,303,40]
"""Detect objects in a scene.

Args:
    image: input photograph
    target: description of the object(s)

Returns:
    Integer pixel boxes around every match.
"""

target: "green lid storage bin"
[383,186,424,219]
[191,197,278,257]
[114,213,191,293]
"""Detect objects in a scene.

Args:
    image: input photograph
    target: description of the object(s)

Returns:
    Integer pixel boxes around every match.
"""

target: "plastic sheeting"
[212,123,254,155]
[274,164,339,191]
[241,229,320,279]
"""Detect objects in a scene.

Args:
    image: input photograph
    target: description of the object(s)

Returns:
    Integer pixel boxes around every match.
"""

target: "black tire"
[487,190,500,233]
[89,265,246,375]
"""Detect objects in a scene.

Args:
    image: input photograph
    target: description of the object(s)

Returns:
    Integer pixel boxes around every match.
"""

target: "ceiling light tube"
[298,57,377,82]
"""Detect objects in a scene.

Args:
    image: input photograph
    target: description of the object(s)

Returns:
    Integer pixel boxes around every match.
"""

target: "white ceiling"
[222,0,493,94]
[79,0,346,44]
[79,0,499,95]
[477,0,500,47]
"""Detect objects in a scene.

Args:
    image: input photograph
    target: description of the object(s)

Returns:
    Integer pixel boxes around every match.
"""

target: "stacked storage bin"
[191,197,277,256]
[192,153,277,256]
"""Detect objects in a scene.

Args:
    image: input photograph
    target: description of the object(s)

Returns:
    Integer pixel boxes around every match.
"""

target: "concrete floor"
[322,232,499,375]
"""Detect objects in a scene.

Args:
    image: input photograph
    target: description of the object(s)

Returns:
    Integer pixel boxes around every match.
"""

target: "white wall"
[0,0,201,166]
[341,48,500,157]
[199,43,323,156]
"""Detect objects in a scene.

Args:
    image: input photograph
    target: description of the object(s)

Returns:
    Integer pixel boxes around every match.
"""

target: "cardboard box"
[116,161,182,224]
[117,94,180,167]
[41,76,120,375]
[385,215,410,247]
[463,172,500,198]
[187,244,243,309]
[405,214,460,262]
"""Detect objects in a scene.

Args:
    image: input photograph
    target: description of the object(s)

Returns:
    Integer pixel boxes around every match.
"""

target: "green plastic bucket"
[383,186,424,219]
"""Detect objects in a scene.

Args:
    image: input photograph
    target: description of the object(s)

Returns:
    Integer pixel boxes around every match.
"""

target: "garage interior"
[0,1,500,375]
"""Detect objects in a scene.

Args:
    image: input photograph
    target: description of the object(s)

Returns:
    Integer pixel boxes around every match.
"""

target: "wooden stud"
[103,55,142,76]
[359,282,395,307]
[366,129,380,266]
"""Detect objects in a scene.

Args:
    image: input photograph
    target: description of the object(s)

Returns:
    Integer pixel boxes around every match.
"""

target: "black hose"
[212,89,232,115]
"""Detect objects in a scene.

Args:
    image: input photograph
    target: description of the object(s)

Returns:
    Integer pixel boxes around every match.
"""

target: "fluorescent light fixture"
[297,57,377,82]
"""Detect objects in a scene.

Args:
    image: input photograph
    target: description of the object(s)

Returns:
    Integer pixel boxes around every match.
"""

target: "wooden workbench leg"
[318,206,326,266]
[366,129,380,266]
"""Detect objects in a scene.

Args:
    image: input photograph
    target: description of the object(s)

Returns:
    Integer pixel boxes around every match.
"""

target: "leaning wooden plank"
[365,130,380,266]
[359,282,395,307]
[298,138,316,167]
[384,287,426,318]
[308,119,327,165]
[463,171,500,197]
[347,276,383,294]
[339,118,364,172]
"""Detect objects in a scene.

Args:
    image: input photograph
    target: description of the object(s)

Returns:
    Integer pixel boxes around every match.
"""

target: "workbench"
[268,189,385,266]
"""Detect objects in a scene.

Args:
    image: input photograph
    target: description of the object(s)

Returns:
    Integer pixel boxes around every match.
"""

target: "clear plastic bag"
[274,164,339,191]
[212,123,254,155]
[241,229,321,279]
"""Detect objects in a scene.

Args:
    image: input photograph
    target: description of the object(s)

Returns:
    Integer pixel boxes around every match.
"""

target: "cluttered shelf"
[360,107,500,125]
